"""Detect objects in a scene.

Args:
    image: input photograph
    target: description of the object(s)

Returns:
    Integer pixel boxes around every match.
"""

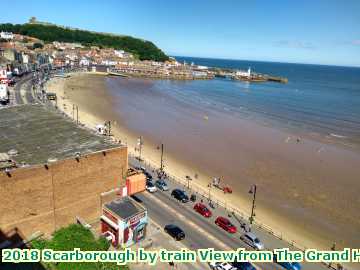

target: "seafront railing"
[128,153,304,247]
[129,152,344,270]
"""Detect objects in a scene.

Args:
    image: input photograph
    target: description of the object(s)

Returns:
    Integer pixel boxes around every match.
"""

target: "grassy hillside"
[0,23,169,62]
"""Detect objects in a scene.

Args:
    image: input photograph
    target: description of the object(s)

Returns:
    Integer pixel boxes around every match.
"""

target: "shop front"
[101,197,147,247]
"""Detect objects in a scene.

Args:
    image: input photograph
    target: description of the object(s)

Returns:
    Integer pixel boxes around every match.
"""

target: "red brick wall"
[0,146,127,238]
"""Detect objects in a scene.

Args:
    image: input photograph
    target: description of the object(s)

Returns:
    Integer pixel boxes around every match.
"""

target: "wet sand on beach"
[47,73,360,253]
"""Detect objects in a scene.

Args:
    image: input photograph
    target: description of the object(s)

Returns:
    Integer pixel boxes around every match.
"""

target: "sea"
[102,56,360,248]
[175,57,360,146]
[130,56,360,148]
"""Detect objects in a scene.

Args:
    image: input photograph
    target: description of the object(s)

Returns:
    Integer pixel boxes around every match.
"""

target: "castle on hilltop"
[28,17,55,26]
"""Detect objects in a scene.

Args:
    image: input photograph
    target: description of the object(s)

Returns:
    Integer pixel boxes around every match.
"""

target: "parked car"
[134,166,147,173]
[193,203,212,217]
[209,262,236,270]
[46,92,57,101]
[231,262,256,270]
[171,189,189,202]
[144,171,153,180]
[0,84,9,105]
[215,216,237,233]
[276,262,302,270]
[164,224,185,241]
[274,255,302,270]
[134,166,146,172]
[8,78,16,86]
[240,232,264,250]
[155,179,169,191]
[146,181,157,193]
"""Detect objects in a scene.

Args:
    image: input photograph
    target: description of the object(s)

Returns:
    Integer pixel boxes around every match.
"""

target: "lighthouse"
[247,67,251,77]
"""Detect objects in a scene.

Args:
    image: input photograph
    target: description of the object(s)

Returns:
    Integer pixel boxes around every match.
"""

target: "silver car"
[240,232,264,250]
[155,179,169,191]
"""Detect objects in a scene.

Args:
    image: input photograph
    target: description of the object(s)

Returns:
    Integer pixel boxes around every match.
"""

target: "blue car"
[277,262,302,270]
[231,262,256,270]
[274,255,302,270]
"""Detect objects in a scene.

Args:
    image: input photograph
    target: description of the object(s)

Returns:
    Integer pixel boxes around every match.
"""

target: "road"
[135,189,283,270]
[130,157,334,270]
[5,69,50,107]
[8,74,35,105]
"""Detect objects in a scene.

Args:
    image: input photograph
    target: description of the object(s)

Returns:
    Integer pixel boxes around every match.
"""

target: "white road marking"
[144,193,264,270]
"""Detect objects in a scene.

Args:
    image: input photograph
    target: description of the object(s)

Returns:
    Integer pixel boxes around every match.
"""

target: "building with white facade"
[0,67,8,81]
[79,57,90,66]
[0,32,14,40]
[101,59,118,66]
[114,50,125,58]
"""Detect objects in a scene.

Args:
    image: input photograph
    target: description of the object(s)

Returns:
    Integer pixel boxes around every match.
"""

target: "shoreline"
[45,72,360,253]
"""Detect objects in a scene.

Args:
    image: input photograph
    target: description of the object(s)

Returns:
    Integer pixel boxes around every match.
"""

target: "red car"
[193,203,212,218]
[215,216,237,233]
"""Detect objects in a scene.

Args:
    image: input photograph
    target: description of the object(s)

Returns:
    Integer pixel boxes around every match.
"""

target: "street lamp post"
[160,143,164,172]
[107,120,111,136]
[76,105,79,124]
[105,120,112,136]
[249,184,257,224]
[186,175,192,189]
[137,136,143,161]
[157,143,164,172]
[208,182,212,202]
[329,242,336,268]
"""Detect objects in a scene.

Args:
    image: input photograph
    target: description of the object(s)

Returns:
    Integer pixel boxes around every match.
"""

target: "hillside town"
[0,30,214,83]
[0,11,350,270]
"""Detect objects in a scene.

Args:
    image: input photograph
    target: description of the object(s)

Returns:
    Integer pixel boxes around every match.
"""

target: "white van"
[0,84,9,104]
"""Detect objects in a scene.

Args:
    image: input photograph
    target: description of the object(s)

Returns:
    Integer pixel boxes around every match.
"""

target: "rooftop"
[0,104,120,166]
[105,197,146,220]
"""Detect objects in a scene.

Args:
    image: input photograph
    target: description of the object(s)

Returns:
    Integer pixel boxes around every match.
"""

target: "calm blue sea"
[170,56,360,146]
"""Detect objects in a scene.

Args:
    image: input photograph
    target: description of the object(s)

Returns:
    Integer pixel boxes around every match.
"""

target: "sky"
[2,0,360,67]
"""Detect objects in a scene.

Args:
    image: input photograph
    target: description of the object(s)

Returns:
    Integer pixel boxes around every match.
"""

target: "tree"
[0,23,169,62]
[31,224,129,270]
[33,42,43,49]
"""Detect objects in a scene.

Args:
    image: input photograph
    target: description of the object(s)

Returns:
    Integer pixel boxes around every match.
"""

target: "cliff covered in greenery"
[0,22,169,62]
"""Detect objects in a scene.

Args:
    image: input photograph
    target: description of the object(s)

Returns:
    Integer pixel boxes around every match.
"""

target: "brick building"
[0,105,128,238]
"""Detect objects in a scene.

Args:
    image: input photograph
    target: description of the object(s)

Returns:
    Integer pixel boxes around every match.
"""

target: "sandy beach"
[45,72,360,253]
